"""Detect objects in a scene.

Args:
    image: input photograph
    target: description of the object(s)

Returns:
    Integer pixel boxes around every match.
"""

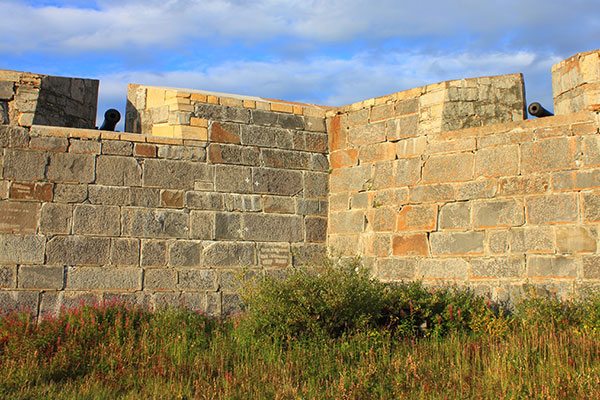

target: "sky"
[1,0,599,130]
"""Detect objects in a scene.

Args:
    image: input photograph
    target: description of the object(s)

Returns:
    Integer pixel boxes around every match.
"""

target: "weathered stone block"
[526,194,578,225]
[157,145,206,161]
[121,207,188,238]
[439,202,471,230]
[330,149,358,169]
[140,240,167,266]
[475,145,519,178]
[473,199,524,228]
[583,135,600,167]
[178,269,217,290]
[527,256,578,278]
[47,152,95,183]
[555,226,597,253]
[190,211,215,240]
[143,159,211,190]
[159,189,184,208]
[430,231,484,255]
[454,179,497,201]
[330,211,365,234]
[423,152,473,183]
[215,213,242,240]
[133,143,156,158]
[397,204,437,231]
[143,268,177,290]
[130,187,160,207]
[215,165,252,193]
[101,140,133,155]
[240,125,293,149]
[262,148,311,170]
[208,143,260,166]
[409,183,455,203]
[46,236,110,265]
[18,266,64,289]
[498,175,549,196]
[330,165,371,193]
[96,155,141,186]
[582,191,600,222]
[263,196,295,214]
[386,114,418,140]
[73,204,120,236]
[359,142,396,164]
[88,185,130,205]
[521,137,578,173]
[186,192,223,210]
[242,214,303,242]
[291,242,326,266]
[0,234,45,263]
[582,256,600,279]
[0,265,16,288]
[69,139,101,154]
[392,233,429,256]
[2,149,47,180]
[367,207,396,232]
[363,233,391,257]
[54,184,88,203]
[40,203,72,234]
[111,238,140,266]
[347,121,386,146]
[351,192,369,209]
[67,267,142,290]
[470,257,524,278]
[202,241,255,267]
[209,122,241,144]
[0,291,39,313]
[510,227,554,254]
[0,126,29,148]
[420,258,469,279]
[0,202,39,234]
[487,230,509,254]
[305,216,327,242]
[168,240,202,267]
[223,194,262,212]
[196,103,250,124]
[376,258,418,280]
[29,136,68,152]
[252,168,303,196]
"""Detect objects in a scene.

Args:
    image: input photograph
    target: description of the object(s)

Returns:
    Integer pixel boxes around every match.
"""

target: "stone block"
[2,150,47,180]
[0,126,29,148]
[510,227,554,254]
[0,202,39,234]
[0,80,14,100]
[358,142,396,164]
[202,241,256,267]
[395,99,418,115]
[215,212,242,240]
[397,204,437,231]
[96,155,141,186]
[555,226,597,253]
[582,256,600,279]
[195,103,250,124]
[157,145,206,161]
[347,121,386,146]
[208,143,260,166]
[386,114,418,140]
[351,192,369,209]
[296,198,321,216]
[141,240,167,266]
[498,175,549,196]
[215,164,252,193]
[130,187,160,207]
[310,153,329,171]
[582,191,600,222]
[69,139,101,154]
[370,103,394,121]
[242,214,303,242]
[0,291,39,314]
[0,234,45,264]
[9,181,53,202]
[101,140,133,155]
[67,267,142,290]
[46,236,110,265]
[328,234,360,257]
[552,170,600,192]
[367,207,396,232]
[304,132,327,152]
[330,149,358,169]
[40,203,72,234]
[121,207,189,238]
[186,192,223,210]
[240,125,293,149]
[396,136,427,158]
[190,211,215,239]
[133,143,156,158]
[221,293,241,315]
[0,265,16,288]
[475,145,519,178]
[330,211,365,234]
[263,195,295,214]
[439,202,471,230]
[143,159,211,190]
[73,204,120,236]
[18,266,64,289]
[430,231,484,255]
[111,238,140,266]
[371,158,421,188]
[527,256,578,278]
[470,257,524,278]
[526,194,578,225]
[409,183,455,203]
[143,268,177,290]
[291,243,326,266]
[454,179,498,201]
[340,108,369,129]
[47,152,95,183]
[209,122,241,144]
[223,194,262,212]
[521,137,578,173]
[376,258,418,280]
[262,148,311,170]
[420,258,469,279]
[258,243,291,268]
[252,168,303,195]
[305,172,328,199]
[29,136,68,152]
[363,234,391,257]
[168,240,202,267]
[178,269,217,290]
[392,233,429,256]
[487,230,509,254]
[160,189,184,208]
[305,216,327,242]
[88,185,130,205]
[473,199,524,228]
[330,165,371,193]
[423,152,473,183]
[54,184,88,203]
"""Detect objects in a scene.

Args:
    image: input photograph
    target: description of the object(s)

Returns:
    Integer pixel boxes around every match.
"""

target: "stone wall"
[0,70,98,129]
[0,89,329,316]
[553,50,600,115]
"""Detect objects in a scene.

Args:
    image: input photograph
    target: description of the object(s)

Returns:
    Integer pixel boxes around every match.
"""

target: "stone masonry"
[1,49,600,316]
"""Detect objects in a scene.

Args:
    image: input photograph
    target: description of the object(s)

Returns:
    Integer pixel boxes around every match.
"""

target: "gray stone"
[527,256,578,278]
[111,238,140,266]
[157,145,205,161]
[304,172,328,198]
[304,116,326,132]
[88,185,130,205]
[0,126,29,148]
[470,257,524,278]
[195,103,250,123]
[487,230,509,253]
[0,234,45,264]
[208,143,260,166]
[473,199,524,228]
[143,158,212,190]
[40,203,72,234]
[510,227,554,254]
[296,199,321,216]
[252,167,303,195]
[190,211,215,239]
[376,258,417,280]
[430,231,485,255]
[305,216,327,242]
[240,125,293,148]
[386,114,418,140]
[330,211,365,234]
[420,258,469,279]
[121,207,189,238]
[291,243,326,266]
[102,140,133,155]
[215,165,252,193]
[143,268,177,290]
[29,136,68,152]
[215,213,242,239]
[47,153,95,183]
[395,98,418,115]
[96,155,142,186]
[2,149,47,180]
[202,241,256,267]
[0,291,39,314]
[454,179,498,201]
[223,194,262,212]
[304,132,327,152]
[67,267,142,290]
[69,139,101,154]
[53,184,88,203]
[526,194,578,225]
[310,153,329,171]
[555,226,597,253]
[0,102,7,124]
[178,269,217,290]
[18,265,64,289]
[168,240,202,267]
[0,265,16,288]
[141,240,167,266]
[73,204,120,236]
[0,81,14,100]
[439,202,471,230]
[242,214,303,242]
[185,192,224,210]
[582,256,600,279]
[409,183,455,203]
[264,196,295,214]
[222,293,242,315]
[262,148,311,170]
[46,236,110,265]
[130,187,160,207]
[251,110,303,129]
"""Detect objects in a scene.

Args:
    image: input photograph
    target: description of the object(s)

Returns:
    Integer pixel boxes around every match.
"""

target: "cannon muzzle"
[528,102,554,118]
[99,109,121,131]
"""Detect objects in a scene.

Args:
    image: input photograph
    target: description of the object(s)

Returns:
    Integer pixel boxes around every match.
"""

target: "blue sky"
[2,0,599,130]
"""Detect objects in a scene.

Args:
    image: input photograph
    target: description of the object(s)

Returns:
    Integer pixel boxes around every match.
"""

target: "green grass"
[1,261,600,399]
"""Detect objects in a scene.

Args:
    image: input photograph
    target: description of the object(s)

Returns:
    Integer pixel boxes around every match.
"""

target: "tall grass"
[1,261,600,399]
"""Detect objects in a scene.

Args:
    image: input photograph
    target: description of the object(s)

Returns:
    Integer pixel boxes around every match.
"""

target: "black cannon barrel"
[528,102,554,118]
[99,109,121,131]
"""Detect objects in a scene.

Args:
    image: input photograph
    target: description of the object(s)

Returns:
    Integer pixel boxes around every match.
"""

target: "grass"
[1,261,600,399]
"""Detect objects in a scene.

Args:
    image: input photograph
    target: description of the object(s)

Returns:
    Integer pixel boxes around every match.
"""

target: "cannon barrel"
[99,109,121,131]
[528,102,554,118]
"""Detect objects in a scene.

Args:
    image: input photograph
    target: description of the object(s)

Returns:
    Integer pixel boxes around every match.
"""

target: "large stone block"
[386,114,418,140]
[475,145,519,178]
[0,234,45,263]
[262,148,311,170]
[143,159,211,190]
[240,125,293,149]
[330,165,372,193]
[88,185,130,205]
[419,258,469,279]
[582,191,600,222]
[582,256,600,279]
[196,103,250,124]
[67,267,142,290]
[251,109,304,129]
[157,145,206,161]
[423,152,473,183]
[40,203,72,234]
[18,266,64,289]
[470,257,524,278]
[396,204,437,231]
[46,236,110,265]
[215,212,242,240]
[101,140,133,156]
[0,126,29,148]
[498,175,549,196]
[110,238,140,266]
[208,143,260,166]
[9,181,53,202]
[168,240,202,267]
[527,256,578,278]
[96,155,142,186]
[263,195,295,214]
[73,204,120,236]
[186,192,224,210]
[305,216,327,242]
[0,265,16,288]
[376,258,418,280]
[258,243,291,268]
[143,268,177,290]
[121,207,189,238]
[526,194,578,225]
[178,269,217,290]
[439,202,471,230]
[367,207,396,232]
[190,211,215,240]
[202,241,256,267]
[0,291,39,313]
[392,233,429,256]
[2,149,47,180]
[430,231,485,255]
[291,242,326,266]
[47,152,95,183]
[510,227,554,254]
[53,184,88,203]
[473,199,524,228]
[0,201,39,234]
[372,158,421,189]
[252,168,303,196]
[215,165,252,193]
[140,240,167,266]
[242,214,303,242]
[521,137,578,173]
[555,226,597,253]
[409,183,455,203]
[330,211,365,234]
[347,121,386,146]
[454,179,498,201]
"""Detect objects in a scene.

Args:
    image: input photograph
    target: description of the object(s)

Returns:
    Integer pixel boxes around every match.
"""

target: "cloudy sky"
[2,0,599,129]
